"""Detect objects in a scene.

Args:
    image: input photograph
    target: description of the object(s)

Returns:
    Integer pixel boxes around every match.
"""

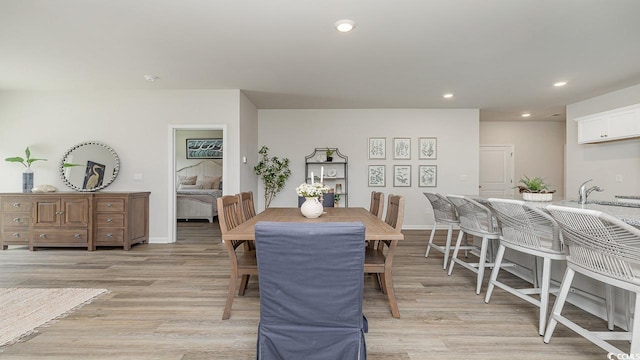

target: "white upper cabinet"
[575,104,640,144]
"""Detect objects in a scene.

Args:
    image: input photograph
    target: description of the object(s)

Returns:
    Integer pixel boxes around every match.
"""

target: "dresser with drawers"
[0,192,150,251]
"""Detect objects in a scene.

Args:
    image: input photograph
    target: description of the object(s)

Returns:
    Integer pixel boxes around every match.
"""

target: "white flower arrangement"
[296,182,330,198]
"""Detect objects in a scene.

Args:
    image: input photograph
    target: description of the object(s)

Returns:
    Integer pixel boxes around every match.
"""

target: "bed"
[176,160,223,222]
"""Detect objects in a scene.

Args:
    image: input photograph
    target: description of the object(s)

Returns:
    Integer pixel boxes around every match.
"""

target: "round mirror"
[59,141,120,192]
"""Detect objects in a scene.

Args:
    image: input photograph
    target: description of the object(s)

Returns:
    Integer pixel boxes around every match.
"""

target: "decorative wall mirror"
[59,141,120,192]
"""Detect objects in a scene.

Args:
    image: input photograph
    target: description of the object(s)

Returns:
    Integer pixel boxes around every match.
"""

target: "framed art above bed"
[186,138,223,159]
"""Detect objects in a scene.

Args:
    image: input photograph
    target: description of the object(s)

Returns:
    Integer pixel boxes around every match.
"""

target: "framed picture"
[393,165,411,187]
[419,165,437,187]
[82,161,106,190]
[186,138,223,159]
[393,138,411,160]
[419,137,437,160]
[368,137,386,159]
[368,165,385,187]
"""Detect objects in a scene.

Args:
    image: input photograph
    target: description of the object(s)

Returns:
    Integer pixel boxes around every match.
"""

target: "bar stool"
[446,194,500,295]
[423,192,459,270]
[485,198,566,335]
[544,205,640,355]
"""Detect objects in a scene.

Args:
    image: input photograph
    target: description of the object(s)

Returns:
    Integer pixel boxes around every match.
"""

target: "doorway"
[168,124,227,243]
[479,145,515,197]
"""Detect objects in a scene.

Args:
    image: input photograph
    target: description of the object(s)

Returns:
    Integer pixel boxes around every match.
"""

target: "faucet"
[578,179,604,204]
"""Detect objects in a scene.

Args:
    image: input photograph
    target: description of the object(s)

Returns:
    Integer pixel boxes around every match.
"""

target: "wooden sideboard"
[0,192,150,251]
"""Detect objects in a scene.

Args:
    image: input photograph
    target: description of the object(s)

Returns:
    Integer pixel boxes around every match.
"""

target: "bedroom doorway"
[168,124,227,243]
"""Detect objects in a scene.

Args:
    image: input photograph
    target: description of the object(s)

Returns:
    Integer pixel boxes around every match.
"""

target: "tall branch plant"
[253,146,291,208]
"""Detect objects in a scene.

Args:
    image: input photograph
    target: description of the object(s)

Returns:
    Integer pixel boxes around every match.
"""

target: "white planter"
[300,197,323,218]
[522,192,553,202]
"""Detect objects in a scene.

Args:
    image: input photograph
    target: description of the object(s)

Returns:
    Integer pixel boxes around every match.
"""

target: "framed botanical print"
[368,137,386,159]
[419,137,437,160]
[368,165,385,187]
[419,165,437,187]
[393,165,411,187]
[393,137,411,160]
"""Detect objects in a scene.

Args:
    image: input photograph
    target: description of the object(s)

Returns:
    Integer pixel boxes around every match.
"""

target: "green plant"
[254,146,291,208]
[333,193,341,204]
[516,175,555,193]
[5,146,47,168]
[326,148,335,157]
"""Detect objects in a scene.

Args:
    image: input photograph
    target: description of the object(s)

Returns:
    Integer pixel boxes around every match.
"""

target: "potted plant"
[5,146,47,193]
[325,148,335,162]
[254,146,291,208]
[516,175,556,202]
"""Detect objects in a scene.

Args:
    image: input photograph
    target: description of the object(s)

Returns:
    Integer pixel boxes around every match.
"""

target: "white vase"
[300,197,323,218]
[522,192,553,202]
[22,167,34,193]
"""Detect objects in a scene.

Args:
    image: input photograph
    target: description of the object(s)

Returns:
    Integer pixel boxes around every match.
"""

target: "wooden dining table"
[221,207,404,242]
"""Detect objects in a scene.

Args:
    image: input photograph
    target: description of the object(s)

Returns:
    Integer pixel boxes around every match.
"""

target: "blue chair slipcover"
[255,222,368,360]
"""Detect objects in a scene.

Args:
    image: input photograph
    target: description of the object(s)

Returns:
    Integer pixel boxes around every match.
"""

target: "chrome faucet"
[578,179,604,204]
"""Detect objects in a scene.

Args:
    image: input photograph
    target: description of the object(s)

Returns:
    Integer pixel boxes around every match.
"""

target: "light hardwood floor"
[0,220,623,359]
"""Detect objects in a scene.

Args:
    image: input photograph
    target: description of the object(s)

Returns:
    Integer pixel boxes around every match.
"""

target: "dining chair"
[544,205,640,355]
[446,194,500,295]
[217,194,258,320]
[239,191,256,222]
[423,192,459,270]
[365,194,405,318]
[485,198,566,335]
[369,191,384,219]
[255,221,367,360]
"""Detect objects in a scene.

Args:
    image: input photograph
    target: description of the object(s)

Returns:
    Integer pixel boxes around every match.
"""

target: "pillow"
[196,175,217,189]
[212,176,222,190]
[178,184,203,190]
[178,175,197,185]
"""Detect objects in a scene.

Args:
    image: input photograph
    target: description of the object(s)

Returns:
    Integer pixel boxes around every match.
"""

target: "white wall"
[0,89,244,243]
[480,121,566,197]
[175,129,223,171]
[566,84,640,199]
[257,109,480,228]
[239,92,259,197]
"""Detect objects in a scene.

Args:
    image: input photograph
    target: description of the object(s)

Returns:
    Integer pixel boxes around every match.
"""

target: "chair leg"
[425,223,437,257]
[374,273,383,292]
[443,225,453,270]
[222,272,238,320]
[605,284,615,331]
[448,230,465,276]
[544,268,576,343]
[476,237,489,295]
[484,244,506,304]
[238,274,250,296]
[539,257,552,336]
[383,268,400,318]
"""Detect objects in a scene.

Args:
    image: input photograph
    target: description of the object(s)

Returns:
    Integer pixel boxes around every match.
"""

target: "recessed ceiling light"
[144,75,160,82]
[521,113,531,118]
[335,19,355,32]
[443,93,454,99]
[553,81,567,87]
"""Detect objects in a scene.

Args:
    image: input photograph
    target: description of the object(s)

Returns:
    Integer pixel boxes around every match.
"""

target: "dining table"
[221,207,404,242]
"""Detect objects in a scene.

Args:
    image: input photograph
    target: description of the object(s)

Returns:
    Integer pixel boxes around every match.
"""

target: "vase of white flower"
[296,182,330,218]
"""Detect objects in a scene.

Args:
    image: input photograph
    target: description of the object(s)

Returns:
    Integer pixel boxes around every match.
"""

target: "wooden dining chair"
[369,191,384,219]
[217,194,258,320]
[365,194,405,318]
[238,191,256,222]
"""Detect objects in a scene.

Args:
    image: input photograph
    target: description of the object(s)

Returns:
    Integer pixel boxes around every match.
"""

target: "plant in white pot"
[516,175,556,202]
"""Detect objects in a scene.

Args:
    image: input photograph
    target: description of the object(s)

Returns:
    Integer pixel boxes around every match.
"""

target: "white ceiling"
[2,0,640,121]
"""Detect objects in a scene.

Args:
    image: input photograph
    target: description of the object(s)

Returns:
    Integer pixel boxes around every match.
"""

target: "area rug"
[0,288,107,347]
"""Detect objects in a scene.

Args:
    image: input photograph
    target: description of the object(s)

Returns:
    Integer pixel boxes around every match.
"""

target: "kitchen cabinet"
[575,103,640,144]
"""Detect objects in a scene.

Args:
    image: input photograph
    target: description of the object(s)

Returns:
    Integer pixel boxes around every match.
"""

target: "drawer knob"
[107,203,113,207]
[12,233,19,238]
[12,217,20,223]
[106,233,113,238]
[39,234,46,238]
[12,203,20,207]
[107,218,113,223]
[74,234,81,239]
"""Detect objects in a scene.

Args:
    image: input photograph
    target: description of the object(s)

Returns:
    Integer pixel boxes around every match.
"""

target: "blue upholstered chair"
[255,222,367,360]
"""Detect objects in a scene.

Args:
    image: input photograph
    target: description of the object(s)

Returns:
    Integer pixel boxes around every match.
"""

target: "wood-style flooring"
[0,220,623,359]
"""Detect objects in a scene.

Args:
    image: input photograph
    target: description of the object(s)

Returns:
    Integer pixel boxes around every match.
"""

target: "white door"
[479,145,515,198]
